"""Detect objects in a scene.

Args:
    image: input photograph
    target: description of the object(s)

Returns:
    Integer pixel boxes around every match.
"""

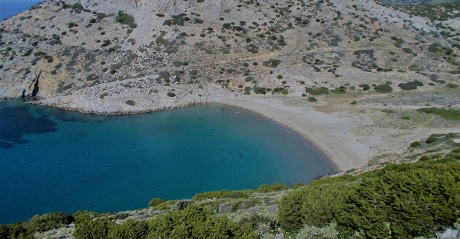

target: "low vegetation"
[417,107,460,120]
[305,87,329,95]
[115,11,136,28]
[398,80,423,90]
[373,84,393,93]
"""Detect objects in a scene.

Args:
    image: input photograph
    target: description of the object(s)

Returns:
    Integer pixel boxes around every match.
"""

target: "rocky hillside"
[0,0,459,114]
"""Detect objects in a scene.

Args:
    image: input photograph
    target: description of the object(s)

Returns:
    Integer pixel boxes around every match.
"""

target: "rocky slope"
[0,0,459,114]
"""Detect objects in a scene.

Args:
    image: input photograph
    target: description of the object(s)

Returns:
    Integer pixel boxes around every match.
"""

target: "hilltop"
[0,0,459,112]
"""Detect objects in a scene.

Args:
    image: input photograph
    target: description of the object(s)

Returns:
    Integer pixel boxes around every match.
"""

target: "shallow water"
[0,100,335,224]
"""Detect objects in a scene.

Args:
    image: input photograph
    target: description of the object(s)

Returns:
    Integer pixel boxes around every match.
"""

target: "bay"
[0,100,335,224]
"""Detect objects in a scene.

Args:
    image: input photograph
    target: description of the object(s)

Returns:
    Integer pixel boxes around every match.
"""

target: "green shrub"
[262,59,281,67]
[96,13,107,20]
[147,205,256,238]
[246,44,259,53]
[335,160,460,237]
[446,83,458,89]
[254,87,267,95]
[74,216,115,239]
[307,97,317,102]
[373,84,392,93]
[28,212,74,233]
[257,183,289,193]
[402,48,413,54]
[398,80,423,90]
[359,84,370,91]
[331,86,346,94]
[428,43,442,53]
[0,222,30,239]
[192,189,254,200]
[400,116,411,120]
[280,159,460,237]
[167,92,176,97]
[410,141,421,147]
[125,100,136,106]
[86,74,99,81]
[100,93,108,99]
[391,36,404,48]
[425,134,442,144]
[305,87,329,95]
[148,198,165,207]
[111,62,123,70]
[417,107,460,120]
[115,12,135,26]
[107,220,149,239]
[173,61,184,67]
[296,222,339,239]
[163,14,187,26]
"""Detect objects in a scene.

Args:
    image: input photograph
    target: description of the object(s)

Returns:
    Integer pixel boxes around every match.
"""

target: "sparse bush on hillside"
[410,141,421,147]
[115,11,136,28]
[163,13,187,26]
[398,80,423,90]
[305,87,329,95]
[359,84,370,91]
[373,84,392,93]
[307,97,317,102]
[331,86,346,94]
[125,100,135,106]
[254,87,267,95]
[262,59,281,67]
[86,74,99,81]
[446,83,458,89]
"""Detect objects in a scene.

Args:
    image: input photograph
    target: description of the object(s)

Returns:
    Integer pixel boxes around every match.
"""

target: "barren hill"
[0,0,459,114]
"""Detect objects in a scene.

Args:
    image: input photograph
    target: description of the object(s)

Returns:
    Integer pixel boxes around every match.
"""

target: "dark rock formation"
[32,71,41,97]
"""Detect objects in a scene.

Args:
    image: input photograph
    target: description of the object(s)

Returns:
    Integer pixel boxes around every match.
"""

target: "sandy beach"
[218,97,375,172]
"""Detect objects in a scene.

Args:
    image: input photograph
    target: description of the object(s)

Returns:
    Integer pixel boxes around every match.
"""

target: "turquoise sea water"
[0,100,335,224]
[0,0,43,22]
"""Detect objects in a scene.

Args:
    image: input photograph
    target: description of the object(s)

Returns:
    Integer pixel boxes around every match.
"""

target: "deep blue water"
[0,100,335,224]
[0,0,43,22]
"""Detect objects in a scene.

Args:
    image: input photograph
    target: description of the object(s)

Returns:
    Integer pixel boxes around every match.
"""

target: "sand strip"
[218,97,375,172]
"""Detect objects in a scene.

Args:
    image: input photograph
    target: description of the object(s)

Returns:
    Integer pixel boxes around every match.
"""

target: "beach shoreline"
[218,97,375,172]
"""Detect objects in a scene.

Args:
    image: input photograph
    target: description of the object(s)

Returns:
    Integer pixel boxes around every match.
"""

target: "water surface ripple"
[0,100,334,224]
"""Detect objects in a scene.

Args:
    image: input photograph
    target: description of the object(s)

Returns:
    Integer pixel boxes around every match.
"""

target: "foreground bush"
[147,205,257,238]
[0,212,74,239]
[28,212,74,233]
[74,217,114,239]
[279,158,460,238]
[108,220,149,239]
